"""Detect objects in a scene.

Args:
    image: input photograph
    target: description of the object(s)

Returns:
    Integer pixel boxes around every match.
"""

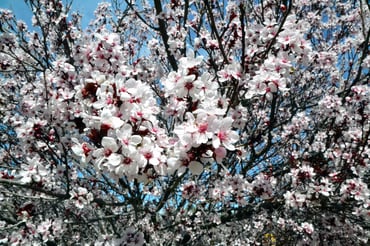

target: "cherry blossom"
[209,117,239,151]
[0,0,369,245]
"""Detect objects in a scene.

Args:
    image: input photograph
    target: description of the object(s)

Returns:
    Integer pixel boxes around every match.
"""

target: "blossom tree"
[0,0,369,245]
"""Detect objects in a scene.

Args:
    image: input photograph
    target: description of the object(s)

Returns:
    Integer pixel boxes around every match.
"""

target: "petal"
[109,116,124,129]
[108,153,122,166]
[228,131,240,143]
[122,123,133,133]
[214,147,227,163]
[221,117,233,130]
[149,158,160,166]
[130,135,142,145]
[212,137,221,149]
[189,161,203,175]
[71,144,83,156]
[102,137,119,152]
[196,133,209,145]
[222,141,235,151]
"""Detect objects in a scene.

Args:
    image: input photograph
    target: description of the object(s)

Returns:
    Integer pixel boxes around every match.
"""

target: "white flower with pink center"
[139,137,163,166]
[209,117,239,151]
[93,136,122,170]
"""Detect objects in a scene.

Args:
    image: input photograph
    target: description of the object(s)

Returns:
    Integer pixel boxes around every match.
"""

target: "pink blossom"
[209,117,239,151]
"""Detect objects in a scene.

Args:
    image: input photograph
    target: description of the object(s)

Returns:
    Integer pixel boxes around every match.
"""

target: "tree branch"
[0,178,70,200]
[204,0,229,64]
[153,0,178,71]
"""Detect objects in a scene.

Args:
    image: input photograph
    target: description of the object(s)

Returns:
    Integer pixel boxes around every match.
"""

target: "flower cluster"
[0,0,370,245]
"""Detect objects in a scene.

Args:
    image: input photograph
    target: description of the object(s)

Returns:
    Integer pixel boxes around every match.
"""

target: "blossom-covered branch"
[0,0,369,245]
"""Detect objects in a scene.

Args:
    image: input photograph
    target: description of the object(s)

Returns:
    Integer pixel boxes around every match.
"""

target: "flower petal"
[130,135,142,145]
[189,161,203,175]
[102,137,119,152]
[108,153,122,166]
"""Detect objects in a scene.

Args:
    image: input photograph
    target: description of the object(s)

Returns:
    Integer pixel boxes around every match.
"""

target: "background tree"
[0,0,369,245]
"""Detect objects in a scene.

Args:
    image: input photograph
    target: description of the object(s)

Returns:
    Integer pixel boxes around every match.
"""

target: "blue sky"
[0,0,106,28]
